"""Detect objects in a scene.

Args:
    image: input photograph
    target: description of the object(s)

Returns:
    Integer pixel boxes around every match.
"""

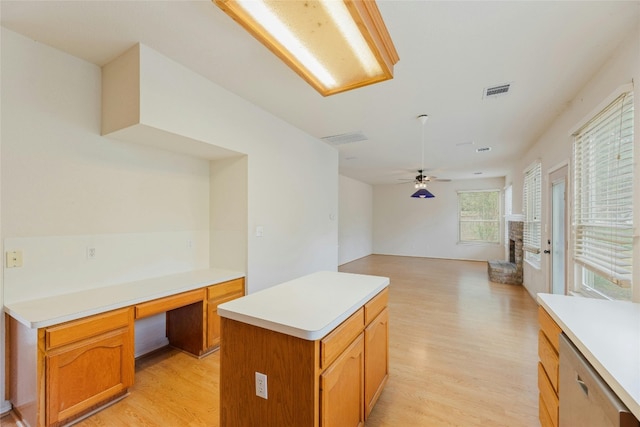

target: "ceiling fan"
[400,115,450,198]
[400,169,451,187]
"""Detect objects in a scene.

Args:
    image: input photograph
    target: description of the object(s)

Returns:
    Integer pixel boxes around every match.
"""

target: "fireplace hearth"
[488,221,523,285]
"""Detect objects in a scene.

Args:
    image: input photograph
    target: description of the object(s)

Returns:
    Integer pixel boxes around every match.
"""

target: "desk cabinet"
[7,276,244,427]
[207,278,245,349]
[45,308,134,425]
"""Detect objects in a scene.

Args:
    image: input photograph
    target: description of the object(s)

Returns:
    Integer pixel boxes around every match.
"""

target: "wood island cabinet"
[320,334,365,427]
[220,285,389,427]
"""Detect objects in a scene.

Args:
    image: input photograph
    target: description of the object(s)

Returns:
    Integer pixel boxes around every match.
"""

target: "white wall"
[210,156,248,273]
[0,28,339,408]
[1,29,212,304]
[338,175,373,265]
[373,177,505,261]
[103,43,339,293]
[508,22,640,302]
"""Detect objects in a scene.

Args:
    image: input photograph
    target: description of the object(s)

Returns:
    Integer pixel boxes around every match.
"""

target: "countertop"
[5,268,244,329]
[217,271,390,341]
[537,293,640,419]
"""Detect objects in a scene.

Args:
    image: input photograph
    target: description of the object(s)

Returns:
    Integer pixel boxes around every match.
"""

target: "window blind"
[523,162,541,261]
[573,91,634,287]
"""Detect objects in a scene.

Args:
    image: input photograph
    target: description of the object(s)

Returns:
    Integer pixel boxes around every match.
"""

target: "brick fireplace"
[488,221,523,285]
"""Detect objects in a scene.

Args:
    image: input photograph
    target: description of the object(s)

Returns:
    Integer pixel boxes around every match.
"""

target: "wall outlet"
[6,250,23,268]
[255,372,268,399]
[87,247,96,260]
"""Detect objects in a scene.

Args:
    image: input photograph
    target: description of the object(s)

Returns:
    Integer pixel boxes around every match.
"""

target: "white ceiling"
[2,0,639,184]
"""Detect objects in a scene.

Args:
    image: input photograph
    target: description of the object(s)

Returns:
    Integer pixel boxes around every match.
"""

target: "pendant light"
[411,114,435,198]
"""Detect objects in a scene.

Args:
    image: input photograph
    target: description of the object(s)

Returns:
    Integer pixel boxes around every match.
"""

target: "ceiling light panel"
[215,0,399,96]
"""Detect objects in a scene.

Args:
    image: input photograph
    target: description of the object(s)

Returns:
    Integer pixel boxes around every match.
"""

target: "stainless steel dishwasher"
[559,333,639,427]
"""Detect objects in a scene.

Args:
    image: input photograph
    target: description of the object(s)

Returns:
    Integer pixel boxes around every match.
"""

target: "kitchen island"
[218,271,390,427]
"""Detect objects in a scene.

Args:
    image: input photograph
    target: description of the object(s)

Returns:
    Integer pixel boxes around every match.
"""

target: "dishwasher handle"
[576,374,589,396]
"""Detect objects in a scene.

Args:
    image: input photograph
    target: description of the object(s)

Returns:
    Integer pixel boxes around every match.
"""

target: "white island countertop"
[537,293,640,420]
[218,271,389,341]
[5,268,244,329]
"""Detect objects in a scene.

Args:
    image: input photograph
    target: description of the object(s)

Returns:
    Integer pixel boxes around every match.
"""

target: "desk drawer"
[135,289,205,319]
[46,308,131,350]
[208,278,244,300]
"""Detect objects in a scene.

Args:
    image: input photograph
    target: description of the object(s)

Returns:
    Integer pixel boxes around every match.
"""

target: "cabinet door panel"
[320,334,364,427]
[365,308,389,418]
[208,292,243,349]
[47,328,134,425]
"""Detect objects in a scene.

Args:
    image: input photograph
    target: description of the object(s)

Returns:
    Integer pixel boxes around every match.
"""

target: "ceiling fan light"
[411,188,435,198]
[214,0,399,96]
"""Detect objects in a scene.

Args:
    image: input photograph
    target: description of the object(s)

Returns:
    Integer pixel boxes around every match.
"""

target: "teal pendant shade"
[411,188,435,198]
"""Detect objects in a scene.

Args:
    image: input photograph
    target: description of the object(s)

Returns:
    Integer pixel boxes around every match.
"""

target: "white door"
[548,166,568,295]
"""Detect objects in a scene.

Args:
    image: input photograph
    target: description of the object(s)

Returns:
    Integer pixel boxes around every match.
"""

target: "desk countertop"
[537,293,640,419]
[218,271,390,341]
[5,268,245,328]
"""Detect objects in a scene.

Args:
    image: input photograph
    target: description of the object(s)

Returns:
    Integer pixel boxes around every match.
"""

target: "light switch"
[6,250,23,268]
[256,226,264,237]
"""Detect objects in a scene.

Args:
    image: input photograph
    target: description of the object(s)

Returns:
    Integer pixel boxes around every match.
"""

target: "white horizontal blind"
[573,91,634,287]
[523,162,541,262]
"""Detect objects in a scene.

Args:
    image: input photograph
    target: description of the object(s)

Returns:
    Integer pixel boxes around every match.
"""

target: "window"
[573,91,634,300]
[523,162,541,264]
[458,190,501,243]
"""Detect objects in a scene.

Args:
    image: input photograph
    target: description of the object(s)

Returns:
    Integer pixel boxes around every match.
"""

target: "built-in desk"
[5,268,244,427]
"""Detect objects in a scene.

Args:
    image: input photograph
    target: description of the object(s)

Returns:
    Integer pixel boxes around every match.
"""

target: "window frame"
[457,189,502,245]
[572,89,634,300]
[523,161,542,265]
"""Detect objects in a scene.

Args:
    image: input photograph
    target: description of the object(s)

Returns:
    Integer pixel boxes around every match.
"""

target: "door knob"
[543,249,551,254]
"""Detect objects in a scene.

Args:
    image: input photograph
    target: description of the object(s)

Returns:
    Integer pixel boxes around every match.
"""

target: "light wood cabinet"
[207,278,244,349]
[538,305,561,427]
[46,323,134,425]
[364,307,389,417]
[320,334,365,427]
[6,308,135,427]
[7,276,245,426]
[220,287,389,427]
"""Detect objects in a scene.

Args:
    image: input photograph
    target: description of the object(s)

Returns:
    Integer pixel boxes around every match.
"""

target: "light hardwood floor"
[3,255,540,426]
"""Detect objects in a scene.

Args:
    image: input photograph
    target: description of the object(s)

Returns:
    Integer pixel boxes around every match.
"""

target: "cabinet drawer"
[207,278,244,300]
[538,330,559,392]
[538,362,559,427]
[539,394,555,427]
[365,288,388,325]
[135,289,205,319]
[46,308,131,350]
[538,306,562,352]
[321,308,365,369]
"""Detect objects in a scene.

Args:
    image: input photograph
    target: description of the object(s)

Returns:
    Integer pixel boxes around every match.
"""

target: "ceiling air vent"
[483,83,511,98]
[321,131,368,146]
